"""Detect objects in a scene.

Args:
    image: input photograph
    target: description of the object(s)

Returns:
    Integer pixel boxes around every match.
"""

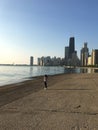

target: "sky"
[0,0,98,64]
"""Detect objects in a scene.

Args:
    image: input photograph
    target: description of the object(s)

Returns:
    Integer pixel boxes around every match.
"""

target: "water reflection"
[29,66,65,77]
[0,66,98,86]
[88,68,98,73]
[30,66,33,77]
[94,69,98,73]
[80,68,88,73]
[30,67,98,77]
[64,67,98,74]
[79,68,98,73]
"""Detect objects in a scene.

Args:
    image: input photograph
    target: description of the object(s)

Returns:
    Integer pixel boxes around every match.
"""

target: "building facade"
[87,55,92,66]
[30,56,33,66]
[65,46,69,59]
[69,37,75,59]
[37,56,62,66]
[91,49,98,66]
[64,37,80,66]
[80,43,89,66]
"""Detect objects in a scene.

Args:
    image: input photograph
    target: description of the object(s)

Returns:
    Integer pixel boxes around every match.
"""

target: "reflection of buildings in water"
[64,67,98,74]
[87,68,98,73]
[80,68,88,73]
[30,66,33,77]
[92,68,98,73]
[87,68,93,73]
[65,68,88,74]
[94,69,98,73]
[81,68,98,73]
[64,68,72,73]
[64,68,76,73]
[88,68,96,73]
[44,67,50,74]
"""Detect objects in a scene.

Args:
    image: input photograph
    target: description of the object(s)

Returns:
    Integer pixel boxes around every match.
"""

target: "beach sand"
[0,73,98,130]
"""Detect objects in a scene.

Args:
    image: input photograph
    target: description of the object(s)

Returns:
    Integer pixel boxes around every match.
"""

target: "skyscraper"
[80,43,89,66]
[69,37,75,58]
[91,49,98,66]
[30,56,33,66]
[65,46,69,59]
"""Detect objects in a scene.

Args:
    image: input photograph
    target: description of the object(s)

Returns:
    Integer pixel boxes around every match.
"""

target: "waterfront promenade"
[0,73,98,130]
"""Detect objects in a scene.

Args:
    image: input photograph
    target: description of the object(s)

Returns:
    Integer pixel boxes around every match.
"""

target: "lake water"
[0,65,98,86]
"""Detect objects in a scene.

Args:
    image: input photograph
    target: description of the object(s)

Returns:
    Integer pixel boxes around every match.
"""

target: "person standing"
[44,75,48,89]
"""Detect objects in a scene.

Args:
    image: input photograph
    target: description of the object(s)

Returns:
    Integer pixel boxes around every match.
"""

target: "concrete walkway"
[0,73,98,130]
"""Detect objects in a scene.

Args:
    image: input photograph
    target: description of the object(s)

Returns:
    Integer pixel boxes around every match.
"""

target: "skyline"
[0,0,98,64]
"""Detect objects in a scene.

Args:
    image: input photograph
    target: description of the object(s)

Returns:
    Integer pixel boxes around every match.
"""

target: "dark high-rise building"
[30,56,33,66]
[69,37,75,58]
[65,46,69,59]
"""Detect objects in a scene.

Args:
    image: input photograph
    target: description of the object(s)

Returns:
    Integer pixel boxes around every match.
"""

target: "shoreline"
[0,73,96,103]
[0,71,96,89]
[0,72,66,87]
[0,73,80,107]
[1,66,98,87]
[0,72,64,87]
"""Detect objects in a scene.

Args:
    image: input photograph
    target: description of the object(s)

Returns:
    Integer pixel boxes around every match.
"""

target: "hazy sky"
[0,0,98,64]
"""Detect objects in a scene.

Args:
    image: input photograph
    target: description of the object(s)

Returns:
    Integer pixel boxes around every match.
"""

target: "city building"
[71,51,78,66]
[38,58,41,66]
[51,57,62,66]
[37,56,50,66]
[37,56,62,66]
[30,56,33,66]
[65,46,69,59]
[40,57,44,66]
[44,56,51,66]
[80,43,89,66]
[87,55,92,66]
[64,37,80,66]
[69,37,75,59]
[91,49,98,66]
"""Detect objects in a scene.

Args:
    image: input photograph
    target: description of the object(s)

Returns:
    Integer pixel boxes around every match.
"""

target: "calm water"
[0,65,98,86]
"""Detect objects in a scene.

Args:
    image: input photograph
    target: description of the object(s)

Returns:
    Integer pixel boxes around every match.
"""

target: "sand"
[0,73,98,130]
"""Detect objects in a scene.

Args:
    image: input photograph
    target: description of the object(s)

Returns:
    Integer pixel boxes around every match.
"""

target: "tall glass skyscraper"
[69,37,75,58]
